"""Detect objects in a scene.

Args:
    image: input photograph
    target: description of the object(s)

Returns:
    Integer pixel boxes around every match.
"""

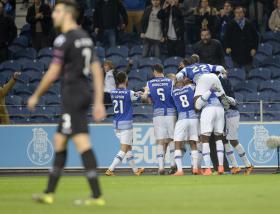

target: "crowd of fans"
[1,0,280,65]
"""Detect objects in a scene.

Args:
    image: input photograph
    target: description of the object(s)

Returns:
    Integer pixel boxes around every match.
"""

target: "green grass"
[0,175,279,214]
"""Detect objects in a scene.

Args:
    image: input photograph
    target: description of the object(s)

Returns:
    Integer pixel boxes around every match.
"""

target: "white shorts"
[114,129,133,145]
[200,106,225,135]
[194,73,225,97]
[153,116,176,140]
[174,119,199,142]
[225,110,240,140]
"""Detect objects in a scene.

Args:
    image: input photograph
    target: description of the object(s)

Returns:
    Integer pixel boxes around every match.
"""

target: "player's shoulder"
[53,34,67,48]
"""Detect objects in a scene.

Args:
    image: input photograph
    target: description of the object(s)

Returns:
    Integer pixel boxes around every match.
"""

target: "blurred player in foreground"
[105,71,145,176]
[27,0,106,206]
[143,64,177,175]
[172,78,199,176]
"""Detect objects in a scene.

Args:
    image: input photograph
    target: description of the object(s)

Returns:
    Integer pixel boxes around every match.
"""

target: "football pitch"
[0,175,279,214]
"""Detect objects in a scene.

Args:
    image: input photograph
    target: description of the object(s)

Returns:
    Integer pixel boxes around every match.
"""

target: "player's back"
[147,77,176,117]
[172,85,198,120]
[205,93,222,108]
[183,63,214,81]
[111,88,133,130]
[53,28,95,94]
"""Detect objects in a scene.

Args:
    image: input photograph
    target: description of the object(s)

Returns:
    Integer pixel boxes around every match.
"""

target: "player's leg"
[230,140,253,175]
[173,141,184,176]
[224,113,240,174]
[167,140,177,174]
[106,129,131,175]
[227,111,253,174]
[214,134,225,174]
[72,133,105,206]
[166,116,177,174]
[32,133,68,204]
[153,116,169,175]
[213,107,225,174]
[126,145,145,176]
[200,108,215,175]
[189,140,199,174]
[173,119,187,176]
[201,134,212,175]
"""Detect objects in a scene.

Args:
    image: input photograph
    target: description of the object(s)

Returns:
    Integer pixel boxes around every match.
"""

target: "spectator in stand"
[193,0,220,42]
[158,0,185,57]
[193,28,225,66]
[182,0,200,44]
[103,60,133,106]
[123,0,146,33]
[93,0,128,48]
[2,0,16,19]
[103,60,116,106]
[141,0,163,58]
[26,0,53,51]
[0,1,17,63]
[269,0,280,32]
[0,72,21,125]
[219,1,234,40]
[224,6,258,69]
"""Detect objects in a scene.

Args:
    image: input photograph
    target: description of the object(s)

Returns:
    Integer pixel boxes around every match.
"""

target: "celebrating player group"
[106,55,254,177]
[26,0,254,207]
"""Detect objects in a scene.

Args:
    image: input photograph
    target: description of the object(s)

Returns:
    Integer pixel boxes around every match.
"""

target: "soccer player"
[143,64,177,175]
[105,71,145,176]
[219,74,253,175]
[27,0,106,206]
[195,87,226,175]
[172,79,199,176]
[176,58,230,110]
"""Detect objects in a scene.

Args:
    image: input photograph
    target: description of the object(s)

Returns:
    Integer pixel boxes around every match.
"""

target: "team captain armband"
[52,34,67,65]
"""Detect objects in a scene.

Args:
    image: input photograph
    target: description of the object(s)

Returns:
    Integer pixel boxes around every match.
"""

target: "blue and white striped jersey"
[111,88,140,130]
[172,85,198,120]
[147,77,176,117]
[177,63,224,82]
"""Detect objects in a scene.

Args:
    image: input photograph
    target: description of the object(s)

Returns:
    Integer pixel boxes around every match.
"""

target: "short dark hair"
[56,0,79,20]
[181,58,192,66]
[201,28,211,34]
[115,71,128,85]
[234,6,246,13]
[152,64,164,73]
[191,54,200,63]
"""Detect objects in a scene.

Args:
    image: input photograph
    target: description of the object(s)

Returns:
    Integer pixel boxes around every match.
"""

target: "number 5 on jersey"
[157,88,165,101]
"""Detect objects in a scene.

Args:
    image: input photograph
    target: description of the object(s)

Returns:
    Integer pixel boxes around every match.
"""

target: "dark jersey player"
[27,0,106,206]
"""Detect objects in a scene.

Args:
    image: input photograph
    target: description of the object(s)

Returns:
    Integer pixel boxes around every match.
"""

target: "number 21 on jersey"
[113,100,124,114]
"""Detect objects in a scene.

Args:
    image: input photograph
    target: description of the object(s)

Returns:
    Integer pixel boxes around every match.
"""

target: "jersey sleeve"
[52,34,68,65]
[130,90,141,102]
[209,64,225,74]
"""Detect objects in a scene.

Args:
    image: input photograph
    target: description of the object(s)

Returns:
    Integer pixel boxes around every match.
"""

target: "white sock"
[197,142,203,168]
[224,143,238,167]
[235,143,251,167]
[174,150,183,171]
[191,150,199,169]
[202,143,211,168]
[126,151,138,173]
[216,140,224,166]
[169,142,176,167]
[157,144,165,170]
[109,151,126,171]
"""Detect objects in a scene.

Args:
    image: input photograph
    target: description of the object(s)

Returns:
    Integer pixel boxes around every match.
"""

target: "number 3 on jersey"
[157,88,165,101]
[113,100,124,114]
[179,95,189,107]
